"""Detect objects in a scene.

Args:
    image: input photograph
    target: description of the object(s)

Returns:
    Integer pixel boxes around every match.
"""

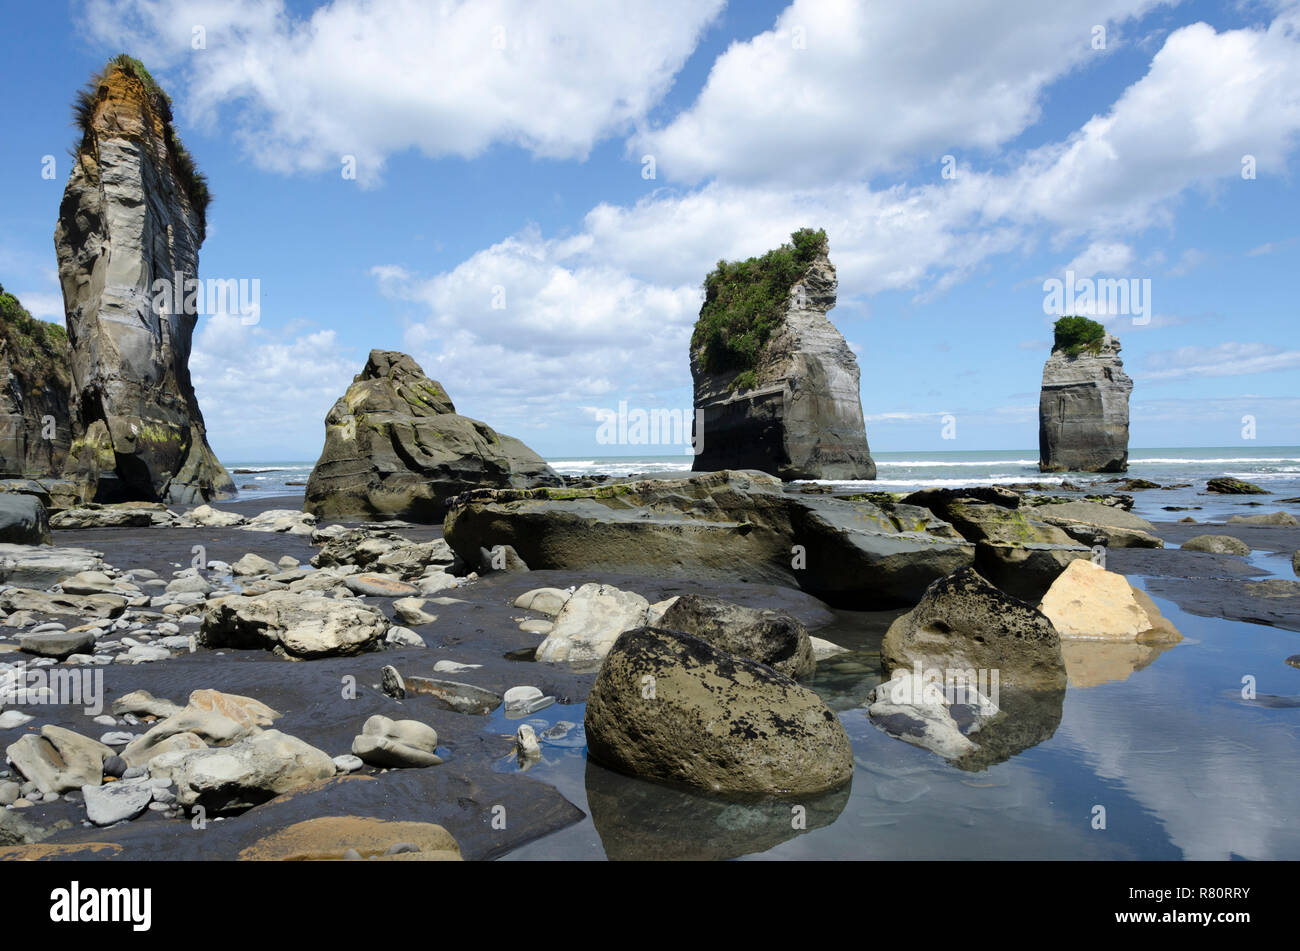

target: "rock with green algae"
[304,350,560,520]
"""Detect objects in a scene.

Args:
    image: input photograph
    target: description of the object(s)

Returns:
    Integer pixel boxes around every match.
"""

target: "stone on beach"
[445,470,972,609]
[1227,511,1297,527]
[0,544,104,588]
[182,505,246,527]
[1181,534,1250,556]
[122,689,280,766]
[1037,559,1182,643]
[345,573,420,597]
[17,629,96,659]
[200,591,389,659]
[1207,477,1268,494]
[82,779,153,826]
[585,626,853,797]
[513,587,572,616]
[503,685,554,718]
[5,726,111,794]
[237,816,461,861]
[232,553,280,576]
[1029,500,1163,548]
[403,677,502,715]
[0,494,52,545]
[0,588,126,620]
[352,715,442,768]
[160,730,336,813]
[535,582,650,665]
[392,597,437,625]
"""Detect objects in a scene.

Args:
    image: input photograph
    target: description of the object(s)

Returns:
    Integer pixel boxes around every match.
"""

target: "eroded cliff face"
[304,350,562,520]
[0,286,73,480]
[691,243,876,481]
[54,62,232,504]
[1038,333,1132,473]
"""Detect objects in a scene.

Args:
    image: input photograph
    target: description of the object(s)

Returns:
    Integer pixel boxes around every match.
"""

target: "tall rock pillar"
[54,57,232,503]
[690,230,876,481]
[1038,327,1132,473]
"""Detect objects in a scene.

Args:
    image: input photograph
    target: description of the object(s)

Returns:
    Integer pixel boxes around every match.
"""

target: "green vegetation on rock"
[692,228,828,387]
[1051,315,1106,357]
[74,54,211,239]
[0,284,70,388]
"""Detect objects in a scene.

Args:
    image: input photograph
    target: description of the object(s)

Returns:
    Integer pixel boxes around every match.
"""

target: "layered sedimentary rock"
[0,286,73,480]
[1038,332,1132,473]
[443,470,972,608]
[304,350,561,520]
[54,58,232,503]
[690,231,875,480]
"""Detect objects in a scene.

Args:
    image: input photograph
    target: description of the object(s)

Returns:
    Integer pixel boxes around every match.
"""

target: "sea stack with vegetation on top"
[689,228,876,480]
[1038,315,1132,473]
[54,55,232,504]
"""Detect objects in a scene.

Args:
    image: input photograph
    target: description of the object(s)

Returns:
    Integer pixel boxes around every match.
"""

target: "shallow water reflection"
[498,591,1300,860]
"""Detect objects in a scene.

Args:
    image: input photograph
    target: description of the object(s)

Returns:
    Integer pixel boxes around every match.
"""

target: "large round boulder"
[0,494,51,545]
[584,626,852,797]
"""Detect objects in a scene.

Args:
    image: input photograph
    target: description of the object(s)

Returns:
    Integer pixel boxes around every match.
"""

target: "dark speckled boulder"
[881,566,1066,691]
[584,626,852,797]
[304,351,561,521]
[0,493,50,545]
[655,593,816,679]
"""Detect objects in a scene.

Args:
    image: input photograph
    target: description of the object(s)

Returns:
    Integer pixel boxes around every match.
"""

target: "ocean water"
[223,447,1300,524]
[546,447,1300,523]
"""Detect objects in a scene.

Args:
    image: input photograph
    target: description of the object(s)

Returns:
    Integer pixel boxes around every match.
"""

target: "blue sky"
[2,0,1298,462]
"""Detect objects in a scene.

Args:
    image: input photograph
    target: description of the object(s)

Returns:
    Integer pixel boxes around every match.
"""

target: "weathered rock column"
[1038,332,1132,473]
[690,231,875,480]
[54,58,232,503]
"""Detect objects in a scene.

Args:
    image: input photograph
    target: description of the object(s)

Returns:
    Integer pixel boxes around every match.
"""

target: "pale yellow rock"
[122,689,280,764]
[1038,559,1181,643]
[237,816,461,861]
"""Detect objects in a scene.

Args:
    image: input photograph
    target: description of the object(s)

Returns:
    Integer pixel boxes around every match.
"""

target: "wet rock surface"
[303,350,560,520]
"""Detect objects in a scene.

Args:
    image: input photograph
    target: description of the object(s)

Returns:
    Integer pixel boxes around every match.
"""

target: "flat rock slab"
[404,677,503,716]
[18,630,96,659]
[0,589,126,620]
[1143,575,1300,633]
[82,780,153,826]
[345,573,420,597]
[0,544,104,588]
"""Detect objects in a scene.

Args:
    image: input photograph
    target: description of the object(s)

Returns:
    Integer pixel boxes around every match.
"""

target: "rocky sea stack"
[690,229,875,480]
[304,350,561,520]
[1038,316,1132,473]
[54,55,232,504]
